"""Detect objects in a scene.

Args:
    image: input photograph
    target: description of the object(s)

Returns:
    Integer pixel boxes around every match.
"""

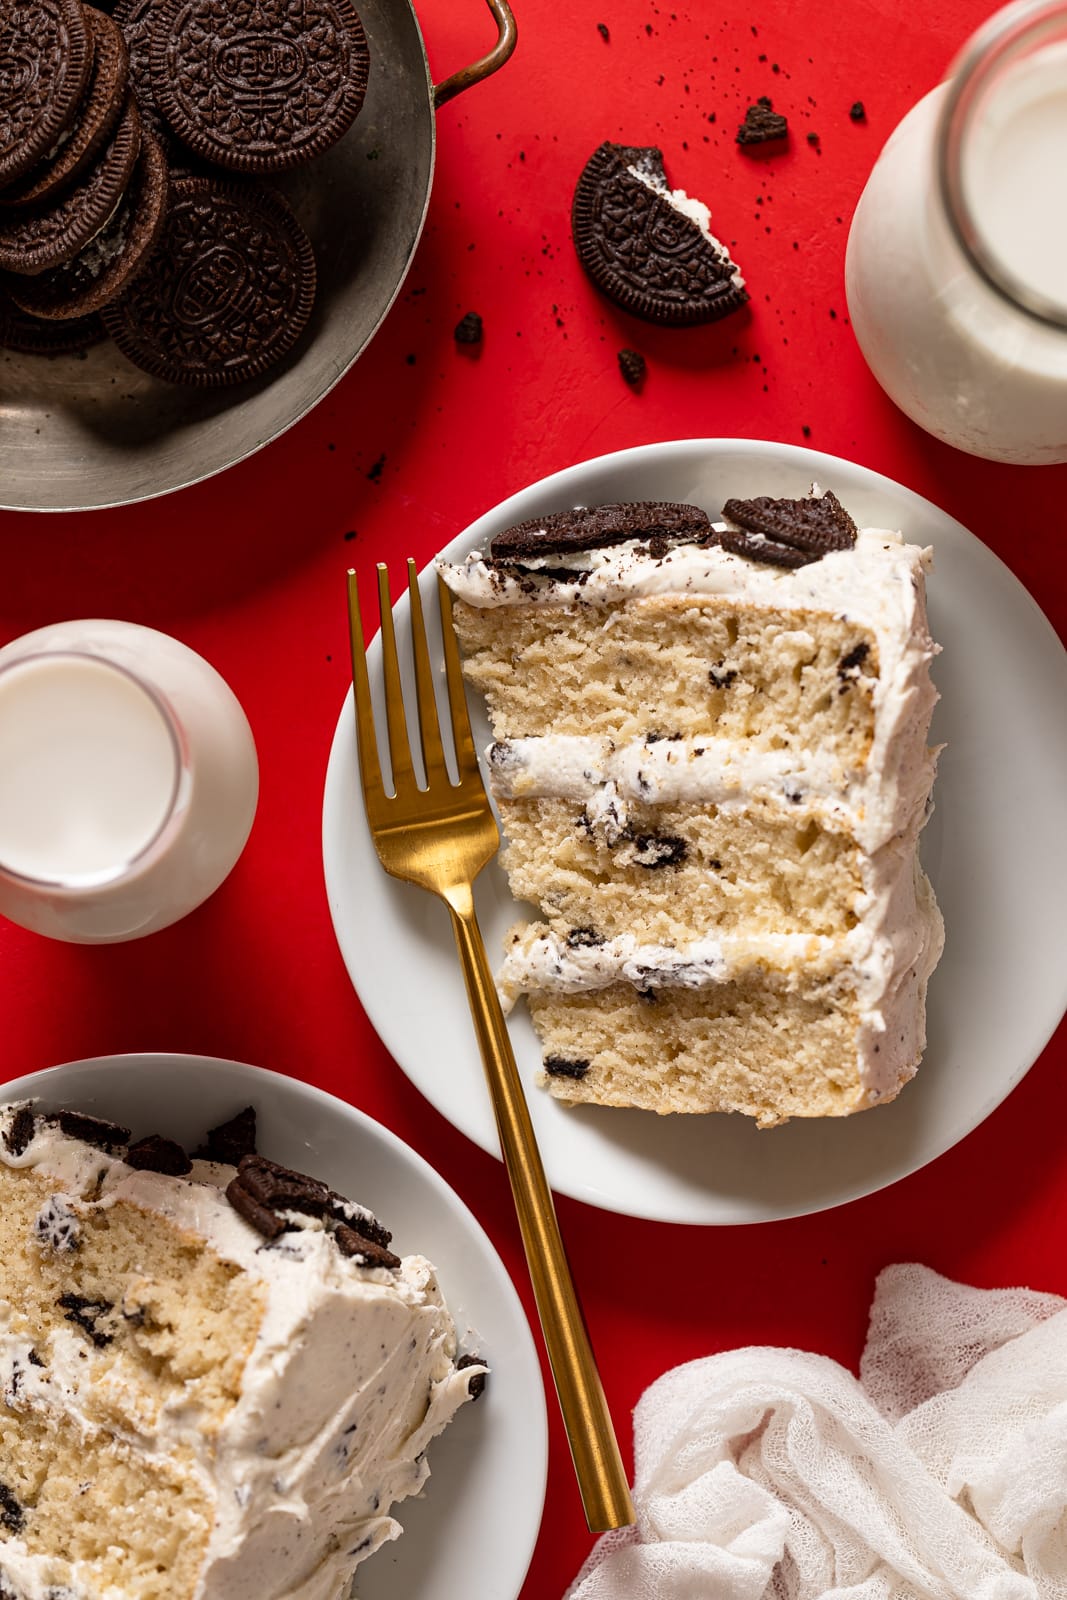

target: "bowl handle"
[432,0,517,108]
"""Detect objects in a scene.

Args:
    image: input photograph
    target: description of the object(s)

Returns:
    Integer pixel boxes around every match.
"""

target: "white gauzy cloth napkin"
[566,1265,1067,1600]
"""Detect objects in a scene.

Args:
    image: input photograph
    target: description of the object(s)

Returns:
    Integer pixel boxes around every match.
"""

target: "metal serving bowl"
[0,0,516,513]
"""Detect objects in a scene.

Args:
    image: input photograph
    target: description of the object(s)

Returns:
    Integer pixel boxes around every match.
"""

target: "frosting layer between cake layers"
[0,1109,480,1600]
[439,519,944,1124]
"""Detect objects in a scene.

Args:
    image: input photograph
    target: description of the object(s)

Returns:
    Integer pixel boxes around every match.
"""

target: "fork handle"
[444,885,636,1533]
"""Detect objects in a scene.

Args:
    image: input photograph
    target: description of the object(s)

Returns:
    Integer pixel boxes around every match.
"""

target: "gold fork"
[346,560,635,1534]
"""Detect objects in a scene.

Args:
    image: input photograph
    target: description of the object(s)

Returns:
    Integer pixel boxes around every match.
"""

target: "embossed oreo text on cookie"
[149,0,370,172]
[101,175,316,385]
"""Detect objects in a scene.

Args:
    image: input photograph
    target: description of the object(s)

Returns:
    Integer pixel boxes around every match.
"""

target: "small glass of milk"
[0,620,258,942]
[845,0,1067,463]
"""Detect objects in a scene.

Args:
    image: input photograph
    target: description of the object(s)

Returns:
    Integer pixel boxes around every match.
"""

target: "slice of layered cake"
[439,491,944,1127]
[0,1103,486,1599]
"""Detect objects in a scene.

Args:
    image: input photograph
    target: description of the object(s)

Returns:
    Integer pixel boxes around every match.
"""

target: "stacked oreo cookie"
[0,0,369,385]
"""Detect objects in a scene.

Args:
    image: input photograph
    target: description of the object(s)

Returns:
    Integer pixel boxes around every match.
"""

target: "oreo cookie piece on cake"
[149,0,370,173]
[572,142,748,326]
[101,174,316,383]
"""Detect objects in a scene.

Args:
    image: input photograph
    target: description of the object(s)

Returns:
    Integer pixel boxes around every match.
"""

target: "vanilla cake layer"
[0,1108,485,1600]
[440,506,944,1125]
[452,595,879,755]
[496,795,865,941]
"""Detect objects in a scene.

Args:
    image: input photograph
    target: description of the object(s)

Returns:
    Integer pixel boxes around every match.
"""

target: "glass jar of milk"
[0,620,258,943]
[845,0,1067,463]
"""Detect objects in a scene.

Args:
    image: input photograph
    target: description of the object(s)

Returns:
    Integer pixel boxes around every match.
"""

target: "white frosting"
[0,1112,483,1600]
[438,504,944,1108]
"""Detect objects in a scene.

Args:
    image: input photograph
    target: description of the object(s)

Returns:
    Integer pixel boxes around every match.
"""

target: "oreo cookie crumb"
[58,1293,114,1348]
[596,21,609,40]
[850,101,867,122]
[838,642,871,680]
[457,1352,487,1400]
[0,1483,24,1535]
[736,96,789,146]
[4,1107,36,1157]
[124,1134,192,1176]
[196,1106,257,1165]
[566,927,604,948]
[454,310,483,345]
[629,833,688,868]
[544,1057,591,1080]
[32,1195,80,1254]
[709,663,738,688]
[334,1224,401,1269]
[617,347,646,388]
[367,454,385,482]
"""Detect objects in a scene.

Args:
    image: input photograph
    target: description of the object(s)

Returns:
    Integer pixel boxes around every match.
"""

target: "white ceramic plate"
[323,438,1067,1225]
[0,1054,547,1600]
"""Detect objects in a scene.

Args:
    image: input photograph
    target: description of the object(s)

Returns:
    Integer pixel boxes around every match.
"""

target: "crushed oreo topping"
[334,1225,401,1270]
[544,1057,591,1080]
[58,1293,114,1348]
[0,1482,24,1534]
[457,1352,487,1401]
[32,1195,80,1254]
[195,1105,258,1165]
[124,1135,192,1176]
[737,96,789,146]
[721,490,858,568]
[225,1151,393,1259]
[50,1111,131,1152]
[3,1107,36,1158]
[489,501,716,565]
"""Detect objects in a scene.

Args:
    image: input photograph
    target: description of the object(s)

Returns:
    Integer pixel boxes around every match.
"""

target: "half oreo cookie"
[149,0,370,173]
[572,142,748,326]
[101,174,316,383]
[489,501,717,564]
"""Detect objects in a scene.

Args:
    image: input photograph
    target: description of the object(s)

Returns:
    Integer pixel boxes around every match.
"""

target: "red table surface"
[2,0,1067,1594]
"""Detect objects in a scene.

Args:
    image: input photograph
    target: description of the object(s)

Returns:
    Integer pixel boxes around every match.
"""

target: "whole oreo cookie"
[7,127,168,319]
[0,94,141,275]
[572,142,749,327]
[149,0,370,173]
[101,174,316,384]
[0,0,94,188]
[3,9,130,208]
[489,501,717,565]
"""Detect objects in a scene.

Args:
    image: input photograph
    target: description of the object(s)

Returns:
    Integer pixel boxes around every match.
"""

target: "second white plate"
[323,438,1067,1225]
